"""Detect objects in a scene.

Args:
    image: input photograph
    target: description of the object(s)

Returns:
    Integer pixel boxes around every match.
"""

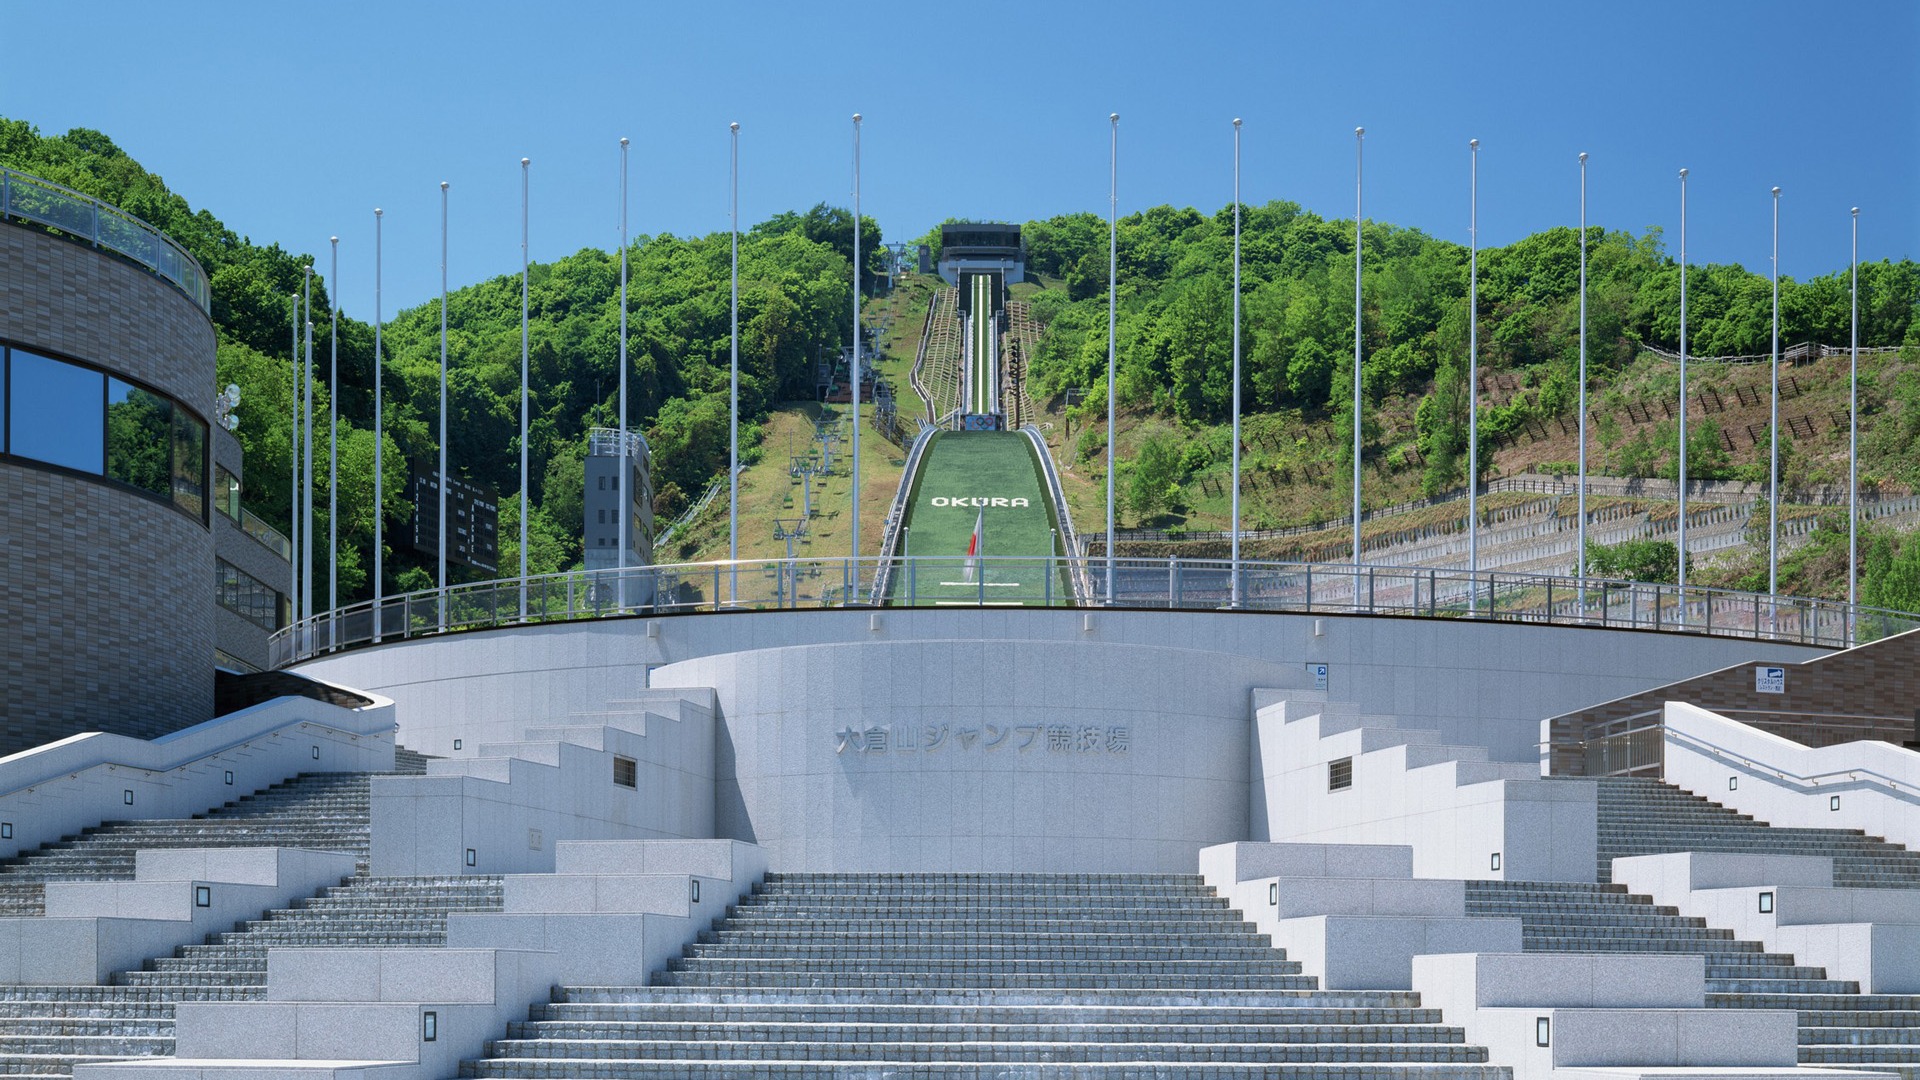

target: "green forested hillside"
[1019,203,1920,503]
[9,118,1920,613]
[1,121,880,598]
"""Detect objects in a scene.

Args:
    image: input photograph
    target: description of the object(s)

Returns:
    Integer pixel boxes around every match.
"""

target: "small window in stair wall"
[1328,757,1353,792]
[614,756,638,788]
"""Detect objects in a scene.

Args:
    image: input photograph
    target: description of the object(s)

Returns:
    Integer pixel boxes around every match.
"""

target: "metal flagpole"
[1467,139,1479,611]
[289,290,300,623]
[618,138,630,608]
[439,181,449,630]
[302,266,313,627]
[1577,154,1589,602]
[1230,118,1243,608]
[520,158,531,620]
[1105,112,1118,605]
[1769,186,1781,612]
[1677,169,1690,596]
[373,208,384,640]
[1352,127,1364,568]
[328,236,339,645]
[729,122,740,604]
[1849,207,1860,634]
[852,113,863,578]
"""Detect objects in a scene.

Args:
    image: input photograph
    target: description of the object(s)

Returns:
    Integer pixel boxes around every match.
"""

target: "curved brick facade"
[0,221,216,751]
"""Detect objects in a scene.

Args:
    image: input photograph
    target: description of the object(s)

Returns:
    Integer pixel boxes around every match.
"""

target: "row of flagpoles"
[284,118,873,634]
[1103,119,1870,613]
[282,117,1871,635]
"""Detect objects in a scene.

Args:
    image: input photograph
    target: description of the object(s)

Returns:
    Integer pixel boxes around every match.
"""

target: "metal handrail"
[1022,423,1091,602]
[1660,715,1920,801]
[652,479,722,553]
[0,714,381,802]
[868,423,941,604]
[268,555,1920,668]
[0,167,210,314]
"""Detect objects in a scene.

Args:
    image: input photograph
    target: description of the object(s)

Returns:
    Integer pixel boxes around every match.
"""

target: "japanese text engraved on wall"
[835,722,1131,756]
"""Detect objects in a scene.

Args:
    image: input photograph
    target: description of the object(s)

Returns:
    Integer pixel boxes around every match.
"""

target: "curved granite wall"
[295,607,1827,871]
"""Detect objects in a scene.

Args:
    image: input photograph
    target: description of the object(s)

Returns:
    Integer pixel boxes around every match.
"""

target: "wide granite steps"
[461,873,1502,1080]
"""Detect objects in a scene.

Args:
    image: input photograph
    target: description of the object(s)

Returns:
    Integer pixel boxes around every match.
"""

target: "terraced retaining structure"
[462,871,1507,1079]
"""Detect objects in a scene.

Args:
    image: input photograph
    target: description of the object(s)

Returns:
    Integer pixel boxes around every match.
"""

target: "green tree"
[1127,432,1183,519]
[1862,533,1920,615]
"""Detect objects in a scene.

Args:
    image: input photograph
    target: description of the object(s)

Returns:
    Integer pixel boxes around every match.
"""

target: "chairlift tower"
[790,454,820,521]
[816,424,842,475]
[771,516,808,607]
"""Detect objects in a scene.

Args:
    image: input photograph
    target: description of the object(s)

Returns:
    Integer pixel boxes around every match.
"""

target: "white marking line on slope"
[933,600,1026,606]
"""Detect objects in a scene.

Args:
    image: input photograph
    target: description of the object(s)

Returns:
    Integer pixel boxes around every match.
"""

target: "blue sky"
[5,0,1914,323]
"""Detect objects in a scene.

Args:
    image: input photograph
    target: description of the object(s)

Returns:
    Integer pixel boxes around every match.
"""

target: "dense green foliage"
[1,120,877,598]
[1585,538,1686,585]
[1863,530,1920,614]
[1023,202,1920,498]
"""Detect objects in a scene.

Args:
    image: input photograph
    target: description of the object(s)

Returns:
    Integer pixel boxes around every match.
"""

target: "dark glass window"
[216,558,286,631]
[215,465,242,522]
[107,378,173,498]
[9,350,103,473]
[172,407,207,520]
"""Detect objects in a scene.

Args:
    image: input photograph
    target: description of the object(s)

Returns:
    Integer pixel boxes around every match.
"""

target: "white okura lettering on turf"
[930,497,1028,508]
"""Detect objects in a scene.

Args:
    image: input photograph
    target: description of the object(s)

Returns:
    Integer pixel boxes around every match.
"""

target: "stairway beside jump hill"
[464,872,1506,1079]
[0,750,511,1078]
[1596,776,1920,888]
[1460,776,1920,1078]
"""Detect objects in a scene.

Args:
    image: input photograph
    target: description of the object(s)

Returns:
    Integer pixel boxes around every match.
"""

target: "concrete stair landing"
[1468,878,1920,1078]
[1596,778,1920,889]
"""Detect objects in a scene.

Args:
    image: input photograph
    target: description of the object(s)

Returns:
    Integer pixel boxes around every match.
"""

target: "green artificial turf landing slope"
[894,431,1067,604]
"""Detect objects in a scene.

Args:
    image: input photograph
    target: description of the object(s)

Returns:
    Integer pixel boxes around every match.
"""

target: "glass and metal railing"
[1,168,211,314]
[269,554,1920,668]
[239,506,292,560]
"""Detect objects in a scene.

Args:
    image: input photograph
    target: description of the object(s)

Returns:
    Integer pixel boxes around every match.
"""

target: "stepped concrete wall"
[105,840,765,1080]
[370,708,715,877]
[1615,850,1920,996]
[1250,696,1597,882]
[1412,952,1804,1080]
[0,847,357,984]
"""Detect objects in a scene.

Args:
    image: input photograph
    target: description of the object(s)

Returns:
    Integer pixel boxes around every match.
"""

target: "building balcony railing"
[239,506,291,561]
[1,167,211,315]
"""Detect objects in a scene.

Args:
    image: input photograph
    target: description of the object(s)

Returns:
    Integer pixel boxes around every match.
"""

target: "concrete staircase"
[1597,777,1920,888]
[0,772,376,917]
[0,750,485,1077]
[115,875,506,994]
[0,874,504,1075]
[461,872,1507,1079]
[1466,879,1920,1077]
